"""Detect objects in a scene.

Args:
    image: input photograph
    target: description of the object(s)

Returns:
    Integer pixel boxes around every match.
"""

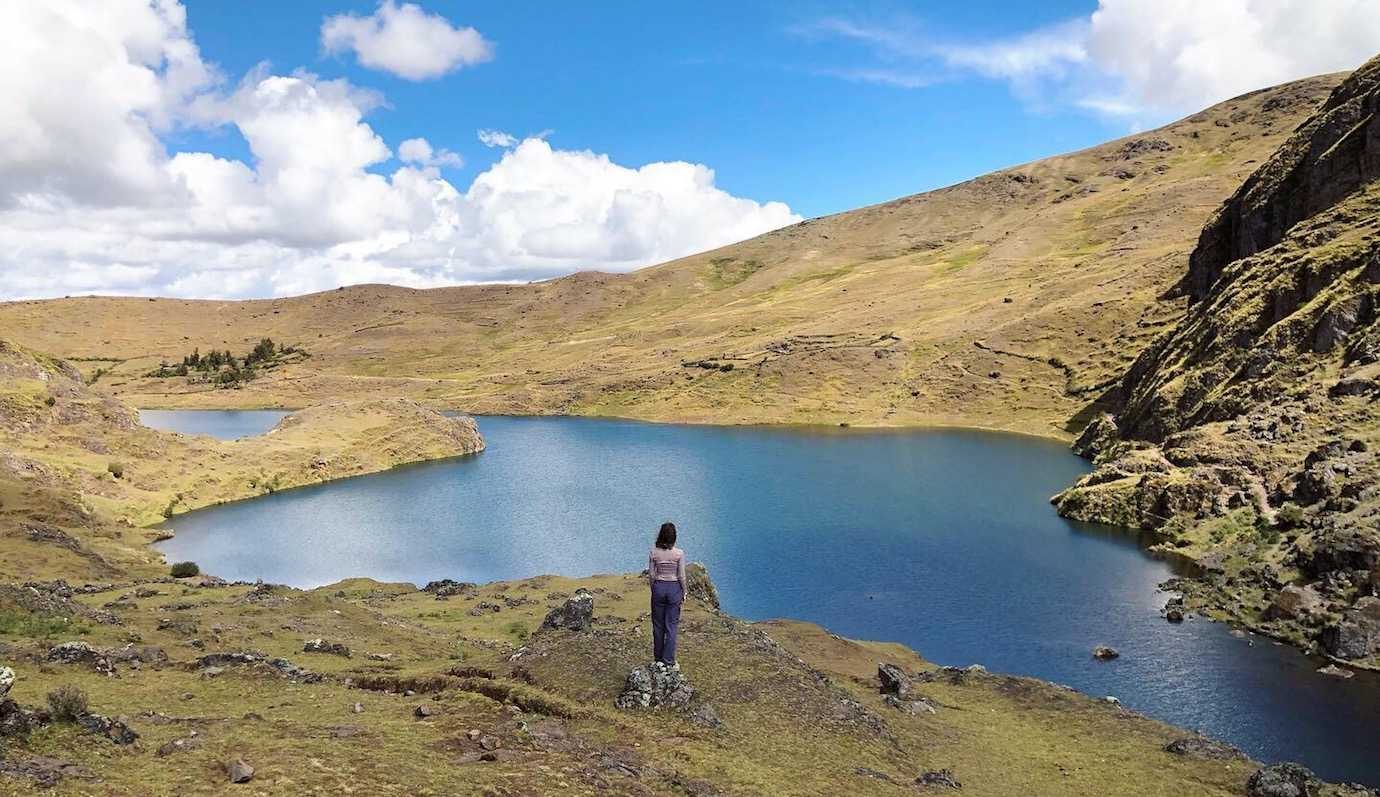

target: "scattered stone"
[615,661,695,710]
[540,593,594,632]
[1317,664,1355,679]
[468,601,502,616]
[1103,696,1120,705]
[414,704,436,719]
[352,702,365,714]
[479,752,498,762]
[0,666,14,698]
[156,737,201,756]
[690,702,723,729]
[467,729,481,741]
[855,767,893,781]
[0,756,93,788]
[302,638,351,658]
[1165,607,1185,623]
[1164,736,1244,760]
[366,652,393,662]
[916,769,962,790]
[479,734,501,751]
[877,663,911,698]
[226,758,255,784]
[422,579,475,598]
[77,713,139,745]
[1092,646,1120,660]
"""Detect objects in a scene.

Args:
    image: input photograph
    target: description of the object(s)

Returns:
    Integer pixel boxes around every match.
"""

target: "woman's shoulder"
[672,546,685,558]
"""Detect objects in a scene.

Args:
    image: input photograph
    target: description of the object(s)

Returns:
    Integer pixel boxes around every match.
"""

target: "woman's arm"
[648,552,655,589]
[677,552,687,588]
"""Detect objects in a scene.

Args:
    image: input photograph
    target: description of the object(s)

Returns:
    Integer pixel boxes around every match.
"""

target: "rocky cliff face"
[1055,54,1380,666]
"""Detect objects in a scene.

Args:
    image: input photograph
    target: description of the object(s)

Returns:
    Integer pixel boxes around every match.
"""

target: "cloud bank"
[805,0,1380,120]
[0,1,799,300]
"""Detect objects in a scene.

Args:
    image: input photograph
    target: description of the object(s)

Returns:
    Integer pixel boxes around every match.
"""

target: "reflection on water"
[155,414,1380,785]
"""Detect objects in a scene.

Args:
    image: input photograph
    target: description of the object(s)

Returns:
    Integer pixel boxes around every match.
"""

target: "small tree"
[170,561,200,578]
[107,462,125,479]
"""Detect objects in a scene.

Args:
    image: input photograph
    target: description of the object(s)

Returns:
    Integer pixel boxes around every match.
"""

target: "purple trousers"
[651,580,683,665]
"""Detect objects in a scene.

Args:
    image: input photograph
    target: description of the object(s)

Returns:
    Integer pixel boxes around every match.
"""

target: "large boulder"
[1243,762,1339,797]
[0,667,13,699]
[877,663,911,698]
[1322,596,1380,660]
[1267,585,1323,621]
[615,662,695,710]
[540,593,593,632]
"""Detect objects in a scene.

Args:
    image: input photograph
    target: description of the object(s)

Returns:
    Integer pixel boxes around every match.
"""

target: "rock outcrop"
[615,662,695,711]
[540,593,593,632]
[1054,53,1380,659]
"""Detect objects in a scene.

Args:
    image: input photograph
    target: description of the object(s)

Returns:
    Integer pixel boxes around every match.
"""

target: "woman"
[648,521,686,668]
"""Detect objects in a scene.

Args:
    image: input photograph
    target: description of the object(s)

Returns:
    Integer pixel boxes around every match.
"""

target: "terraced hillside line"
[0,73,1343,438]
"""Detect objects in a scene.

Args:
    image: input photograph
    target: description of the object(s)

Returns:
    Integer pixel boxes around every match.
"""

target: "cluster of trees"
[149,338,305,388]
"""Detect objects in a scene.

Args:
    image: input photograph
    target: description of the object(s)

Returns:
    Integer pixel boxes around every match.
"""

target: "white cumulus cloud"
[0,1,798,300]
[321,0,493,81]
[804,0,1380,118]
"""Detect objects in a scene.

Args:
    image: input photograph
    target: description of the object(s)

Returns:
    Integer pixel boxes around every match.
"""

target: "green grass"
[0,609,91,639]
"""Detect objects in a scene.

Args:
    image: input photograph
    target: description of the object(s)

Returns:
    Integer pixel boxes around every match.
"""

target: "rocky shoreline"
[1053,54,1380,672]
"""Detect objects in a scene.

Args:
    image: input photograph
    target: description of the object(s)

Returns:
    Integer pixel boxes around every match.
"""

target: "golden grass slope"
[0,73,1344,438]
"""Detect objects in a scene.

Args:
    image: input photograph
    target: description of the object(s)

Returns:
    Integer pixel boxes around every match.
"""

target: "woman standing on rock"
[648,522,686,669]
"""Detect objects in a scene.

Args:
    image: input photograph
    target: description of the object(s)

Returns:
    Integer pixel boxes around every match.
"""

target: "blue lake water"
[138,409,291,440]
[141,412,1380,786]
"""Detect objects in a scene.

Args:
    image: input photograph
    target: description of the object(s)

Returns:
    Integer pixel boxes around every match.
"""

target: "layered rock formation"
[1055,54,1380,665]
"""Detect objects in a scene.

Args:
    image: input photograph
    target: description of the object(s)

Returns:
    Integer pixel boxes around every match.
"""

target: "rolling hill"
[0,72,1343,439]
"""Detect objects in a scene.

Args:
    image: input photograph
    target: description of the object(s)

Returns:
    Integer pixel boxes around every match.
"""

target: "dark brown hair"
[655,522,677,550]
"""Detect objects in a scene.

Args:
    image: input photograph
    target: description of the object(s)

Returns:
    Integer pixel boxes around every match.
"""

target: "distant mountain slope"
[0,73,1342,437]
[1055,54,1380,666]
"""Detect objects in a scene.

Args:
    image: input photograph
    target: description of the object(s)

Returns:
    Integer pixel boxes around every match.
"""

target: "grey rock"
[1267,585,1323,620]
[226,758,255,784]
[916,769,962,790]
[540,593,593,632]
[1164,736,1244,760]
[615,661,695,710]
[1092,645,1120,660]
[0,667,14,699]
[302,638,351,657]
[1322,596,1380,659]
[1246,762,1320,797]
[685,563,721,610]
[877,663,911,698]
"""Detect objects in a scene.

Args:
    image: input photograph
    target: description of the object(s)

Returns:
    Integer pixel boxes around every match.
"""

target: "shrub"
[170,561,200,578]
[46,685,88,721]
[44,395,56,407]
[107,462,124,479]
[1275,503,1305,529]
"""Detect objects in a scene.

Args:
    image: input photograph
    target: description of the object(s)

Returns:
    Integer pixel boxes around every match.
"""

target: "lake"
[143,411,1380,786]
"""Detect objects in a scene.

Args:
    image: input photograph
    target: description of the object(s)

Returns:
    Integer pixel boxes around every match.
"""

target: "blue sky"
[3,1,1377,298]
[181,0,1110,219]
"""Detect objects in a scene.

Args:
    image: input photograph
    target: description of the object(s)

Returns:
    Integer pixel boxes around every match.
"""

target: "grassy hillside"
[0,344,1323,796]
[0,73,1342,439]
